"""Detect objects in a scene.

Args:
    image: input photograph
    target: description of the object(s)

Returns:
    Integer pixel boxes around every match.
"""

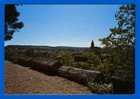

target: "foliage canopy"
[5,4,24,41]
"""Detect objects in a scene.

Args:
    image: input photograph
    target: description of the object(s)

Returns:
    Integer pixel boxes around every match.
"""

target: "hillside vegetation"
[5,45,134,94]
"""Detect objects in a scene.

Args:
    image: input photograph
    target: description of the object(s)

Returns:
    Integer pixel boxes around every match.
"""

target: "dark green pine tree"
[90,40,94,49]
[100,4,135,48]
[99,4,135,93]
[5,4,24,41]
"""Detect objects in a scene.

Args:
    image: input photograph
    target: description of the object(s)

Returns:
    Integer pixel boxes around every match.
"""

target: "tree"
[90,40,94,49]
[99,4,135,93]
[5,4,24,41]
[100,4,135,48]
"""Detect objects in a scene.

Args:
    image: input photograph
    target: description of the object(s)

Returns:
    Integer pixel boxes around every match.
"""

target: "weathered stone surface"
[16,57,33,66]
[26,59,62,75]
[58,66,101,84]
[6,56,101,85]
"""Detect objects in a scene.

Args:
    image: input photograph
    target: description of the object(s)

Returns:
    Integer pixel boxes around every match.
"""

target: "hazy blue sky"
[5,5,121,47]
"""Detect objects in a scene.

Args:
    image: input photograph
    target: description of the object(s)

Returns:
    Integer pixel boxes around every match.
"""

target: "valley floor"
[5,61,92,95]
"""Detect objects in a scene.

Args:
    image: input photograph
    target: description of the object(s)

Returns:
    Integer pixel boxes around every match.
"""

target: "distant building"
[90,40,94,49]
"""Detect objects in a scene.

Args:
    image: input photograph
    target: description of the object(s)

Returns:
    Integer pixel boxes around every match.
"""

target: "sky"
[5,5,121,47]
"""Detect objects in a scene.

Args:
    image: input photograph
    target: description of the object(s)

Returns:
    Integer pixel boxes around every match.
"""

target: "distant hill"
[5,45,101,53]
[5,45,100,49]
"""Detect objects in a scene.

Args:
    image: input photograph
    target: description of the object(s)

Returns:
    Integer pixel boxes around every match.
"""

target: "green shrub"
[87,82,113,94]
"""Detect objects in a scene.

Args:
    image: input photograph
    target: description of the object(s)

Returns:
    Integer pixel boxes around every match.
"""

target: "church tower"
[90,40,94,49]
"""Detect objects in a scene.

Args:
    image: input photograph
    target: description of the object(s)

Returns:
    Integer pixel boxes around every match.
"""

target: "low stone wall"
[7,56,101,84]
[6,56,134,94]
[58,66,100,84]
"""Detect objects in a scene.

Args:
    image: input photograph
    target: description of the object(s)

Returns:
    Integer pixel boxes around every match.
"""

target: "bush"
[87,82,113,94]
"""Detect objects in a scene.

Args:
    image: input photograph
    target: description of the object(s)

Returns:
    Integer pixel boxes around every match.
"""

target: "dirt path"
[5,61,92,94]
